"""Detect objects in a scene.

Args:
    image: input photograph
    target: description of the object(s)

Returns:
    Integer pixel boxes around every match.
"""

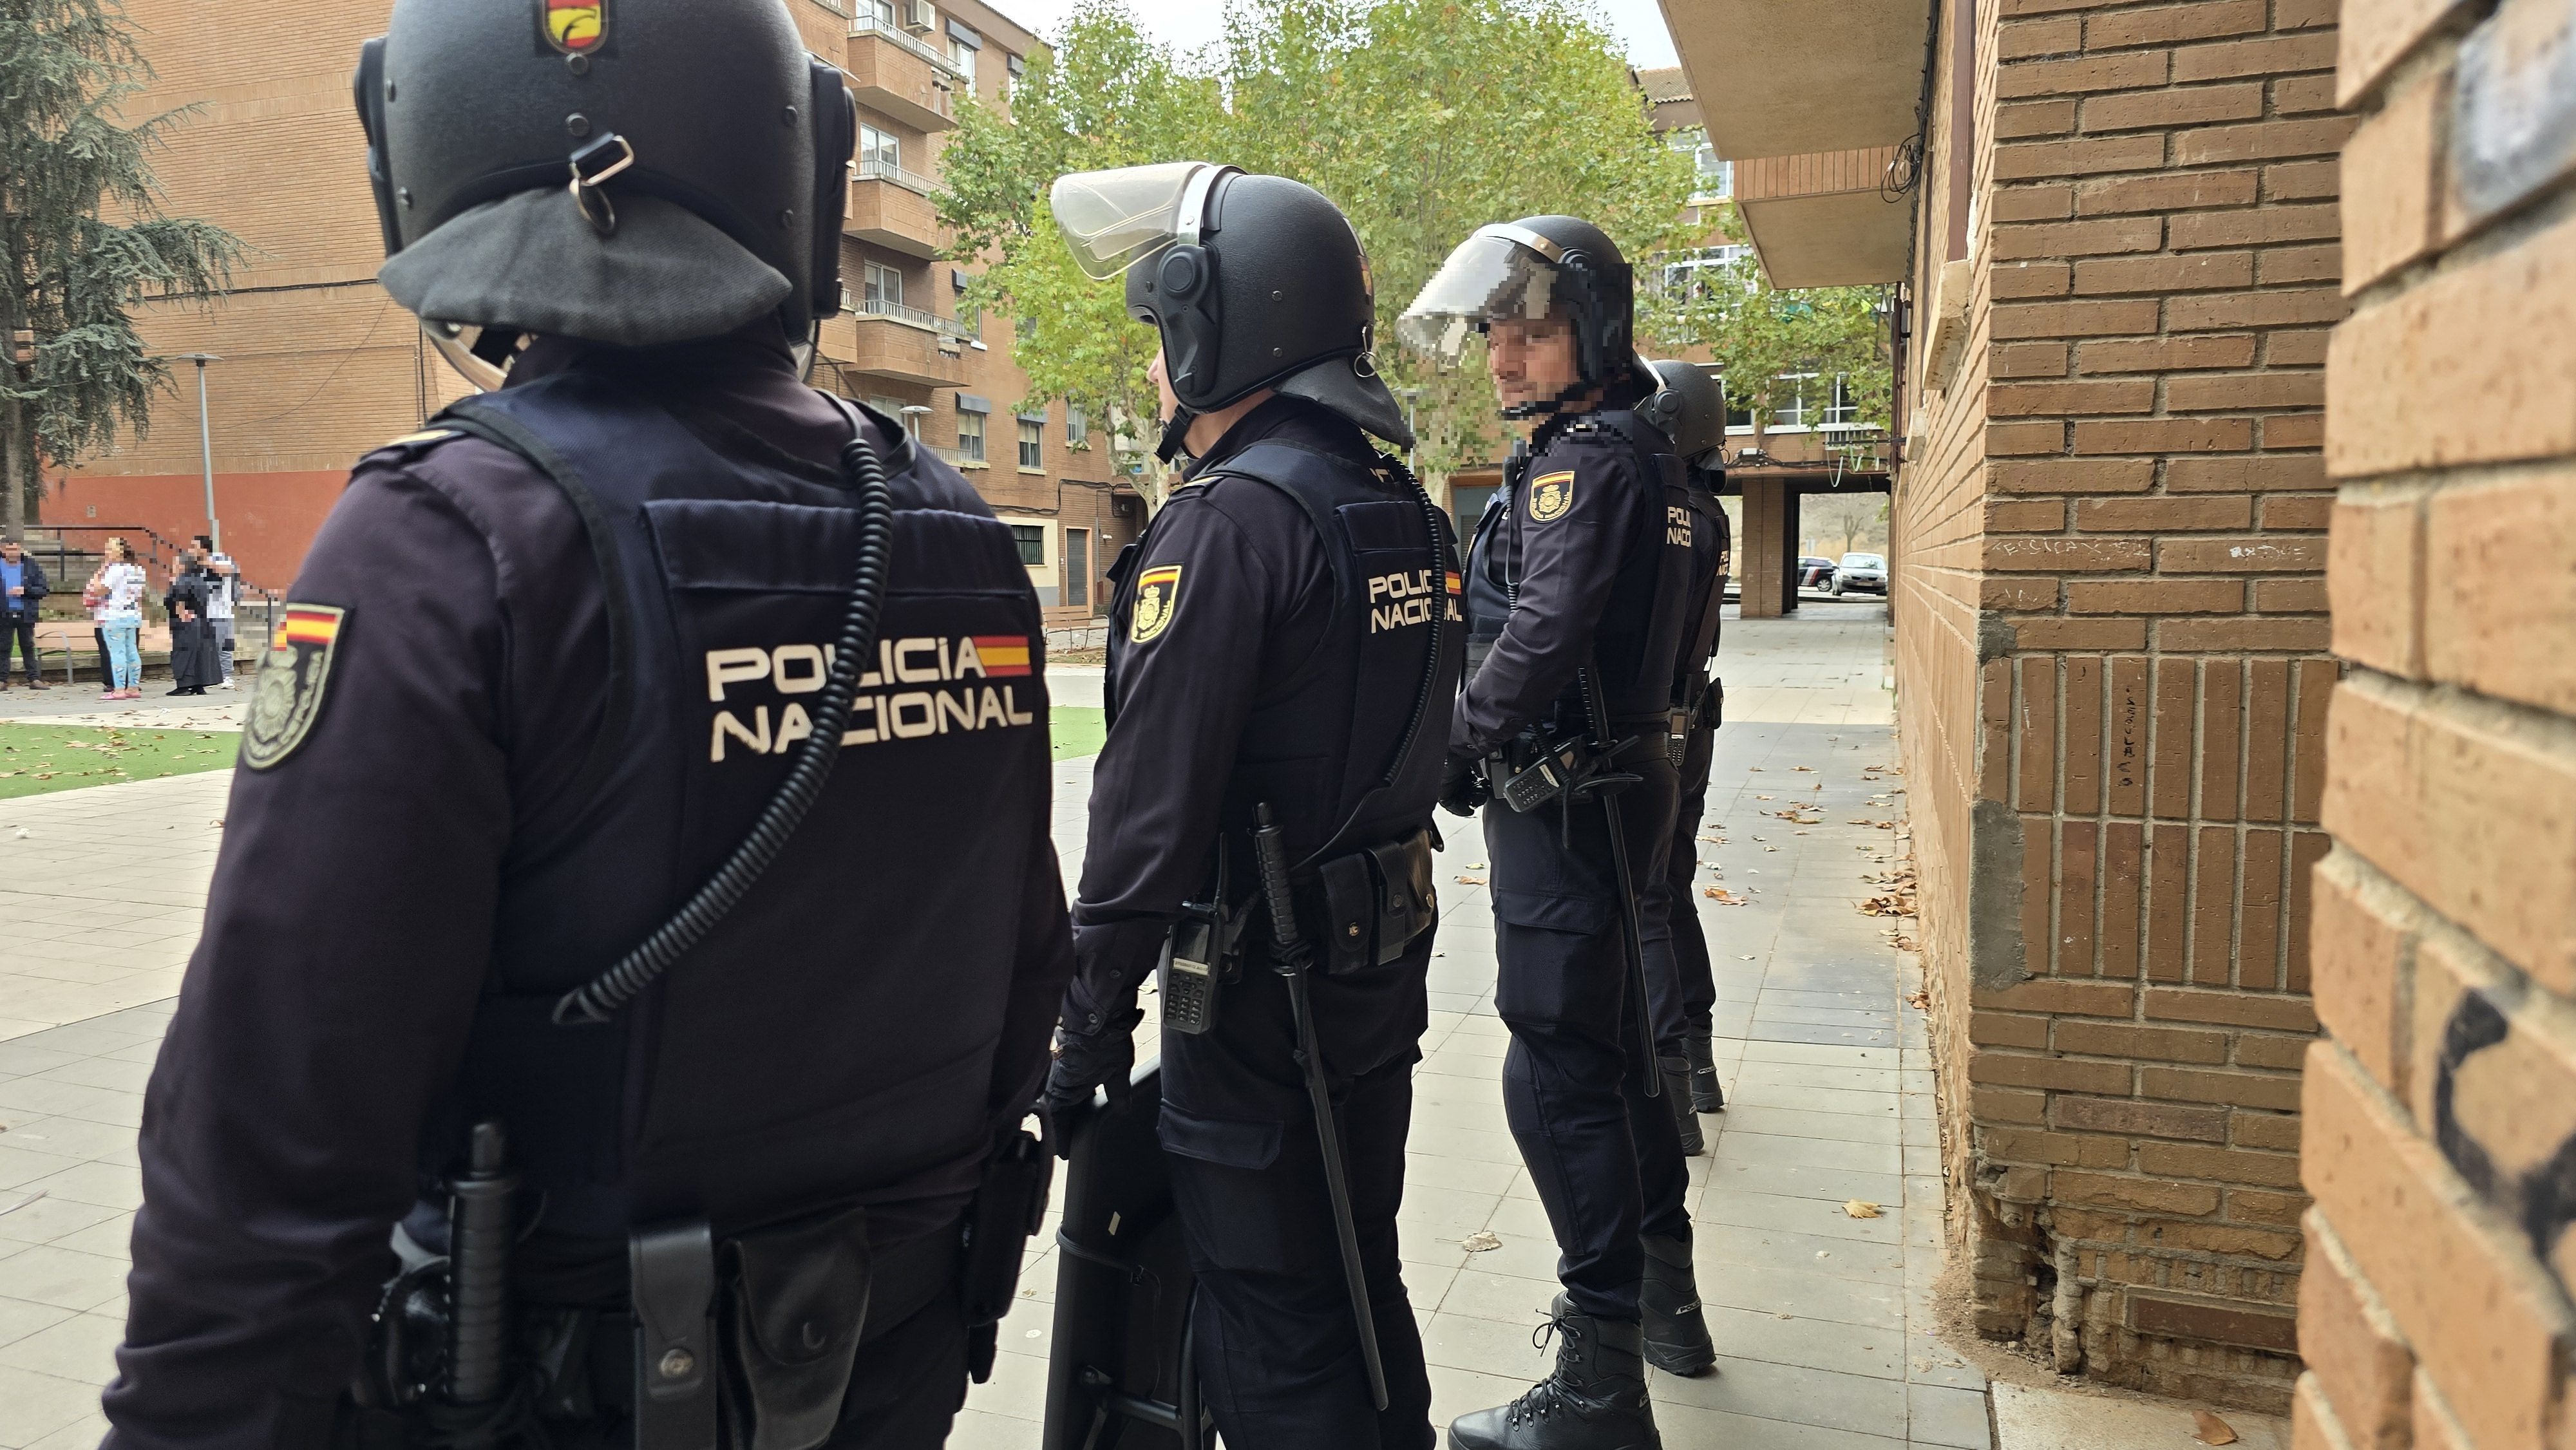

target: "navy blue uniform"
[1455,405,1694,1324]
[1065,395,1455,1450]
[104,333,1074,1450]
[1638,476,1729,1060]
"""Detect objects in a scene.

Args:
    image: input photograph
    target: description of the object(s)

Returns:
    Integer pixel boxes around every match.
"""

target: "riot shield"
[1042,1059,1213,1450]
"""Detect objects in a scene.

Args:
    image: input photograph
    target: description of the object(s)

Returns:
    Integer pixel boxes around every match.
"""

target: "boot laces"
[1505,1309,1589,1427]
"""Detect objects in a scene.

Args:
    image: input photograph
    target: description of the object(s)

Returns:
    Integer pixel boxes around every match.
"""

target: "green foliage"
[0,0,242,518]
[937,0,1694,488]
[1640,193,1892,444]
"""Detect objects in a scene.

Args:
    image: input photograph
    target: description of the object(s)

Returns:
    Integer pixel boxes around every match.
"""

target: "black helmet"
[1397,214,1639,419]
[355,0,855,383]
[1642,359,1725,470]
[1051,162,1410,462]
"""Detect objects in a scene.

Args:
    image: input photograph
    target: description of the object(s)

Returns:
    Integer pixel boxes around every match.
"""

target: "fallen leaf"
[1703,887,1748,905]
[2193,1411,2238,1445]
[1462,1230,1502,1252]
[1792,766,1814,772]
[1455,875,1484,885]
[1842,1200,1882,1219]
[1466,861,1486,870]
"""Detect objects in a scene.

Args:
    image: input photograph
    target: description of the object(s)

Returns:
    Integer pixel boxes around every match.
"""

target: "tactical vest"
[1464,409,1694,735]
[1667,470,1731,719]
[1109,438,1463,918]
[421,371,1052,1239]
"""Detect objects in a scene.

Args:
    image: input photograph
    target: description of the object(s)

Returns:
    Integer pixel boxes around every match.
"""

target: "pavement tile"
[1653,1354,1909,1439]
[1714,1129,1905,1177]
[0,1246,128,1312]
[0,1366,106,1449]
[0,1192,122,1247]
[0,1295,75,1351]
[0,1311,124,1382]
[1723,1104,1905,1146]
[1908,1382,1994,1448]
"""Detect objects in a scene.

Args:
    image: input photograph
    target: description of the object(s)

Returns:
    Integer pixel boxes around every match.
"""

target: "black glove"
[1440,754,1491,817]
[1039,1010,1141,1129]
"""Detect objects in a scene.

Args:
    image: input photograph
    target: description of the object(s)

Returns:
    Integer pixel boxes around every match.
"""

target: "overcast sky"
[986,0,1680,70]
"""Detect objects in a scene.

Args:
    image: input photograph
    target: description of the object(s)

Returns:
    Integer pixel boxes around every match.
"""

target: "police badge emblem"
[242,605,348,772]
[1130,565,1182,643]
[1528,470,1575,522]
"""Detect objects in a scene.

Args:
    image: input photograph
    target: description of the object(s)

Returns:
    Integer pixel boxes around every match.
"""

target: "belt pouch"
[1365,832,1436,966]
[1315,852,1376,975]
[720,1204,873,1450]
[630,1221,719,1450]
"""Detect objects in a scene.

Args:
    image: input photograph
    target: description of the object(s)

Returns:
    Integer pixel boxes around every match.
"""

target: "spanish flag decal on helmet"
[543,0,607,55]
[1130,565,1182,643]
[242,605,348,772]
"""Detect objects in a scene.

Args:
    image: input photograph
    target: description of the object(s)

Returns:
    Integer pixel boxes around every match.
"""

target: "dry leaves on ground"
[1455,875,1484,885]
[1842,1200,1882,1219]
[1703,887,1748,905]
[1462,1230,1502,1252]
[2192,1411,2238,1445]
[1792,766,1815,772]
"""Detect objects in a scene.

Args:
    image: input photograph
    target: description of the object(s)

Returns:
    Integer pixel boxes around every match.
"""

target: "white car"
[1832,552,1888,596]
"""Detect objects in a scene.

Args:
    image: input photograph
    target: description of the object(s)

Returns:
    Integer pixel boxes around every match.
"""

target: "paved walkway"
[0,604,1995,1450]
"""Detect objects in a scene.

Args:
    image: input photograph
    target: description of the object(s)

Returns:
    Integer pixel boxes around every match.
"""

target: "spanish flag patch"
[243,604,348,772]
[971,634,1033,677]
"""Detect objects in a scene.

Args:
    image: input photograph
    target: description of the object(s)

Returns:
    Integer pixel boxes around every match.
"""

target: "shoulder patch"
[241,605,348,771]
[1528,470,1576,523]
[1130,564,1183,643]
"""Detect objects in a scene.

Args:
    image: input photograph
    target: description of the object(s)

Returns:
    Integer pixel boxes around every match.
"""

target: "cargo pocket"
[1490,889,1611,937]
[1156,1102,1283,1171]
[1157,1104,1325,1276]
[719,1203,871,1450]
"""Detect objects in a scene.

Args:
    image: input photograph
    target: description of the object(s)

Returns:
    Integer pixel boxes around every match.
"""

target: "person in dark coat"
[162,552,221,695]
[0,538,52,689]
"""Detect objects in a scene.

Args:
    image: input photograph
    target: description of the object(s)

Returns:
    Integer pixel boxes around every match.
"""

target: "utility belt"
[1485,719,1663,816]
[343,1125,1050,1450]
[1658,678,1725,766]
[1159,827,1439,1037]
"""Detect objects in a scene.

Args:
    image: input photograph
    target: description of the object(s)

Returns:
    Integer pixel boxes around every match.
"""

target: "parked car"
[1833,552,1888,596]
[1797,556,1837,591]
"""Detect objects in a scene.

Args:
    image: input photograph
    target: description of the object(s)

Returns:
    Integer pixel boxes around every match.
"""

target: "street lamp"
[177,353,222,551]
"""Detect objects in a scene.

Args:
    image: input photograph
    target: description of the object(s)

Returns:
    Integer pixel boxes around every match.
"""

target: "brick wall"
[2299,0,2576,1445]
[1892,0,2347,1411]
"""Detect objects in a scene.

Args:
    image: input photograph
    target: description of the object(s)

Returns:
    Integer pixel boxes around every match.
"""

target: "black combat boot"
[1639,1234,1715,1376]
[1683,1032,1724,1112]
[1657,1057,1703,1154]
[1448,1296,1662,1450]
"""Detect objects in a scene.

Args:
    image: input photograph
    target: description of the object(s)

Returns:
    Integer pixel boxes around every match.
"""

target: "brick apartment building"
[1664,0,2348,1412]
[2301,1,2576,1447]
[55,0,1139,611]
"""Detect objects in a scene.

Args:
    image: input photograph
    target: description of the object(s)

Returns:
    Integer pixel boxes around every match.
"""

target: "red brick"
[1990,379,2157,415]
[1987,497,2069,531]
[2173,32,2342,81]
[2077,334,2257,373]
[1996,133,2170,180]
[1998,15,2082,58]
[2052,1095,2229,1140]
[2267,328,2333,367]
[2138,1142,2305,1188]
[2167,455,2327,491]
[2256,578,2331,612]
[2233,1110,2301,1152]
[1998,50,2172,99]
[2073,418,2255,454]
[2073,250,2254,295]
[1982,1125,2131,1169]
[2085,1,2265,48]
[1992,217,2166,261]
[1970,1051,2139,1094]
[2056,1171,2222,1216]
[2054,1019,2230,1063]
[2016,617,2148,650]
[2145,1064,2304,1110]
[2129,1292,2300,1350]
[1992,458,2154,494]
[2265,414,2325,450]
[1998,99,2079,139]
[2082,83,2265,133]
[2423,464,2576,715]
[1994,260,2076,299]
[2152,661,2195,821]
[2076,495,2249,531]
[2174,202,2343,249]
[2068,578,2243,614]
[2328,491,2426,679]
[2274,73,2340,117]
[1990,420,2069,455]
[2170,287,2347,331]
[1984,536,2152,572]
[2268,158,2340,202]
[2303,1044,2576,1450]
[1973,977,2137,1015]
[2159,617,2336,650]
[2146,987,2320,1032]
[2262,493,2335,529]
[2156,534,2329,573]
[1969,1010,2051,1048]
[2075,168,2259,216]
[2300,1215,2416,1450]
[1993,299,2159,339]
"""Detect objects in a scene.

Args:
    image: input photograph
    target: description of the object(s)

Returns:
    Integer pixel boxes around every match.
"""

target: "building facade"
[1665,0,2346,1413]
[52,0,1139,614]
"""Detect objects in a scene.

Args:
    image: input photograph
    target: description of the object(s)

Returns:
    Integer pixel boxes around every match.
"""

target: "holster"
[717,1206,873,1450]
[961,1127,1054,1382]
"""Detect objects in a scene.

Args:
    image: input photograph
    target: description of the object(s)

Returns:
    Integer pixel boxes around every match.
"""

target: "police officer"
[1039,163,1461,1450]
[104,5,1073,1448]
[1398,219,1716,1450]
[1634,359,1732,1154]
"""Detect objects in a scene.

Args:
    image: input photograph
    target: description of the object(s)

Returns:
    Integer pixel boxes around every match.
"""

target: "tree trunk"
[1,391,24,545]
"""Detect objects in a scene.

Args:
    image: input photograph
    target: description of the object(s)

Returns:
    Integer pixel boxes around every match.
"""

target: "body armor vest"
[1110,438,1463,889]
[424,372,1052,1238]
[1464,409,1693,735]
[1668,471,1731,716]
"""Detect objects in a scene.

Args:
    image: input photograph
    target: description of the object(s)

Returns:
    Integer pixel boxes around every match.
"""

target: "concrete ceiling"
[1657,0,1935,159]
[1742,191,1911,287]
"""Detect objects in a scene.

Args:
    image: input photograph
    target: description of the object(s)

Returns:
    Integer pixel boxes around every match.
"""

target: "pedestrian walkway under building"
[0,603,2234,1450]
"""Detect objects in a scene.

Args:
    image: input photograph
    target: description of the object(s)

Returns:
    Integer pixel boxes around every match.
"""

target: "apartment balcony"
[846,15,960,132]
[816,299,974,388]
[848,158,943,259]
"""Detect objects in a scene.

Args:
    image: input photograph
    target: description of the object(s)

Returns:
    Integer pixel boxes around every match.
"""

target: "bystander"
[0,539,53,690]
[163,551,220,696]
[86,538,144,701]
[192,534,238,688]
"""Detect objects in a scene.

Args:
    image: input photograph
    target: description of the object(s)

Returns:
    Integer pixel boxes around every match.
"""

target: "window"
[1067,409,1089,447]
[1720,381,1754,432]
[868,395,909,429]
[1064,527,1090,608]
[1009,524,1045,566]
[864,260,902,308]
[860,125,901,173]
[866,0,896,24]
[948,24,979,88]
[1773,375,1815,431]
[1005,52,1025,99]
[951,269,980,337]
[1018,418,1044,469]
[957,410,985,463]
[1821,375,1861,429]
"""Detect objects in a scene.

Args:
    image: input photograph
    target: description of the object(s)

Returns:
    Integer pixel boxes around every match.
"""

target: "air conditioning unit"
[901,0,935,32]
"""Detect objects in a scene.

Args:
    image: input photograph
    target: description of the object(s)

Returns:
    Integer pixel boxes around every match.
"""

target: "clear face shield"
[1395,225,1569,368]
[1049,161,1229,280]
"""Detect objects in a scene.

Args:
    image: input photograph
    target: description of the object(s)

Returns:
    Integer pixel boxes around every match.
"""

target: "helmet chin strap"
[1154,404,1199,465]
[1499,375,1598,422]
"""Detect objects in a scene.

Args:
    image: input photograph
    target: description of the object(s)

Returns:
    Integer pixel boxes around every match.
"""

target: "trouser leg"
[822,1288,970,1450]
[2,617,31,681]
[1166,1053,1432,1450]
[214,619,235,681]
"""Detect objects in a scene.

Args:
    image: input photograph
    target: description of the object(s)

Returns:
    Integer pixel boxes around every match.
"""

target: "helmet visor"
[1396,228,1565,366]
[1050,162,1220,280]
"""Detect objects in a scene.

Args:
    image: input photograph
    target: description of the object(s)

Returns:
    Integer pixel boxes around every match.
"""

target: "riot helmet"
[355,0,857,387]
[1641,359,1725,471]
[1051,162,1412,462]
[1397,216,1639,419]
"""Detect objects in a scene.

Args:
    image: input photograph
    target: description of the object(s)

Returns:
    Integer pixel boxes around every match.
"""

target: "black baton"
[1577,670,1662,1098]
[445,1121,518,1411]
[1254,803,1390,1412]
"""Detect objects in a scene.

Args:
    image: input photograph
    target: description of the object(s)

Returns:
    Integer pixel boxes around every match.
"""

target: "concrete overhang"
[1658,0,1934,159]
[1740,186,1911,287]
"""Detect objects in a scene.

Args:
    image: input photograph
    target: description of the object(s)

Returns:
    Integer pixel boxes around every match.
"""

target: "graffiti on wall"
[2432,990,2576,1297]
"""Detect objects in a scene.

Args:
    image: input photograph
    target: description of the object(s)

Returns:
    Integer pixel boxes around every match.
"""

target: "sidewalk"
[0,603,1996,1450]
